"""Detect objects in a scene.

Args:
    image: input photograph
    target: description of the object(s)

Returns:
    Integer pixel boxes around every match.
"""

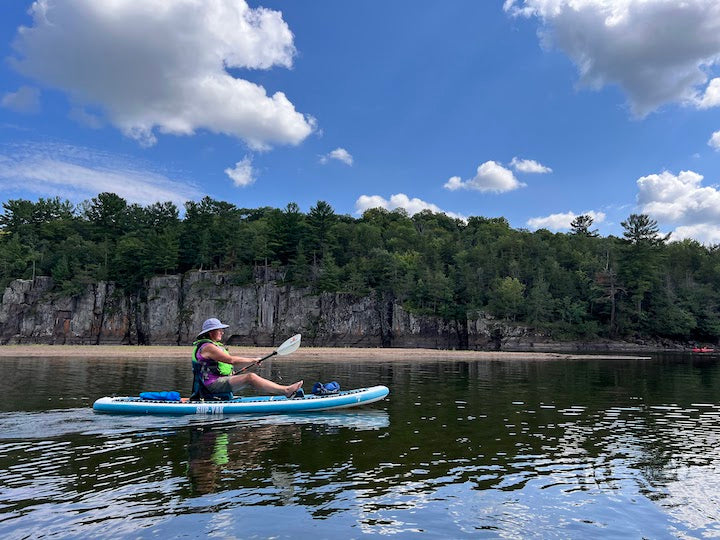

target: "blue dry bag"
[311,381,340,395]
[139,391,181,401]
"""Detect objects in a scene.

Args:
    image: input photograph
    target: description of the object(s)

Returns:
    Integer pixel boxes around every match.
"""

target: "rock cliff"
[0,271,530,349]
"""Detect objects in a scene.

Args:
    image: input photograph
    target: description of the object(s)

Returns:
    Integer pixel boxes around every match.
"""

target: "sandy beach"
[0,344,651,361]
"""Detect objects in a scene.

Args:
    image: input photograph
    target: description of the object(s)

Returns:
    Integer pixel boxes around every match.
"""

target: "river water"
[1,352,720,538]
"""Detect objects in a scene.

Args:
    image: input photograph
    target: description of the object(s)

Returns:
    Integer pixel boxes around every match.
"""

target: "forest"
[1,192,719,344]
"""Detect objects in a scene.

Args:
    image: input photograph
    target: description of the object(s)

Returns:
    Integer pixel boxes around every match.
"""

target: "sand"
[0,344,651,361]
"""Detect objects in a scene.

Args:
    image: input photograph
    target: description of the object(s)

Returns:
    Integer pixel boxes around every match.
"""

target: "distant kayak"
[93,385,389,415]
[692,347,715,353]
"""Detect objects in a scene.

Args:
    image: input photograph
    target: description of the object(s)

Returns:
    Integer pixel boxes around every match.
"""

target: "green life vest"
[192,339,234,377]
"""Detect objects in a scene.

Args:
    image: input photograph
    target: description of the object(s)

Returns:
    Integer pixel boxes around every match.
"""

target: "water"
[1,353,720,538]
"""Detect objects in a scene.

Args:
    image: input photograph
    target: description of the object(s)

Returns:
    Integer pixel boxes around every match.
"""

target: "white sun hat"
[197,317,229,338]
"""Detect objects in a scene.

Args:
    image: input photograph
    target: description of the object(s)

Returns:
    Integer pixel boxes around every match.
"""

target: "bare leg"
[229,373,303,397]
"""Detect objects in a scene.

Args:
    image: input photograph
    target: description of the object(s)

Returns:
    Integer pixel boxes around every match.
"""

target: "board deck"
[93,385,389,415]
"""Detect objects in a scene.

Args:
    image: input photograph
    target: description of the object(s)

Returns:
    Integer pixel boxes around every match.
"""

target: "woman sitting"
[193,318,302,397]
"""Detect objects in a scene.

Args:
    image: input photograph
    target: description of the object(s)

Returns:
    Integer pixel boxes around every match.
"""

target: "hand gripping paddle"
[236,334,302,373]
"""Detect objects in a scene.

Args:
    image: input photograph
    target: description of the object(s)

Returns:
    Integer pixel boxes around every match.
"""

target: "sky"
[1,0,720,243]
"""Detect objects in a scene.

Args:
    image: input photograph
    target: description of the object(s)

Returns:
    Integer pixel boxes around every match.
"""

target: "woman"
[193,318,303,397]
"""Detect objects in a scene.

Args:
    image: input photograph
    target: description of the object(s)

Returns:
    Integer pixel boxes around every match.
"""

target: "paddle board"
[93,385,389,415]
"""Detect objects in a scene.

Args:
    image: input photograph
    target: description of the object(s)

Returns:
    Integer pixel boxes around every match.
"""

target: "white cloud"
[697,77,720,109]
[0,142,202,207]
[527,210,606,231]
[10,0,315,149]
[636,169,720,243]
[709,130,720,150]
[505,0,720,117]
[320,147,353,166]
[510,157,552,174]
[672,224,720,244]
[224,156,256,187]
[637,170,720,222]
[355,193,465,220]
[444,160,525,193]
[1,86,40,113]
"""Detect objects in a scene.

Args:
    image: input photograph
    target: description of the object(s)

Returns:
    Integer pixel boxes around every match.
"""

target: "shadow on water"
[1,353,720,538]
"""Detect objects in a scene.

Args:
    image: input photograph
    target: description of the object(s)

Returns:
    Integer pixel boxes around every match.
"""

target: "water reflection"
[1,354,720,538]
[186,425,297,496]
[186,412,389,496]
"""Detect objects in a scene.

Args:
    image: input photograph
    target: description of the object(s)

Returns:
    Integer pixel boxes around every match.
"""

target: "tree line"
[1,193,719,343]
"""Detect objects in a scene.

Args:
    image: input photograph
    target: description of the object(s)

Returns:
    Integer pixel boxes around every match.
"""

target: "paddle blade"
[276,333,301,356]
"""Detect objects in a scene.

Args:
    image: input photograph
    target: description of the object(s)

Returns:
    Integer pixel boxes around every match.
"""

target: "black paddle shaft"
[236,350,277,373]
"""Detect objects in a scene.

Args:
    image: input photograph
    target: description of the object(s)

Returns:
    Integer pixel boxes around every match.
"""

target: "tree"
[81,192,129,240]
[315,252,341,292]
[307,200,337,264]
[180,197,225,270]
[592,255,623,337]
[268,203,307,265]
[619,214,669,330]
[112,234,146,292]
[526,276,554,326]
[570,214,598,237]
[0,235,31,286]
[621,214,668,246]
[0,197,74,234]
[488,277,525,321]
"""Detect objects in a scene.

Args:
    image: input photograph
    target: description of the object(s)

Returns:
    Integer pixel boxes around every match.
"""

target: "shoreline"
[0,344,654,361]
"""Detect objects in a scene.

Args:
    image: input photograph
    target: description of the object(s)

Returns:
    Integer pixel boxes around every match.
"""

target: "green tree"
[268,203,307,265]
[307,200,337,265]
[315,252,341,292]
[0,235,32,286]
[570,214,598,237]
[488,276,525,321]
[526,275,554,326]
[180,197,220,270]
[619,214,669,331]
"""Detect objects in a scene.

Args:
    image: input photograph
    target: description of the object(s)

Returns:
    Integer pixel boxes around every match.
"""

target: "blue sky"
[2,1,720,242]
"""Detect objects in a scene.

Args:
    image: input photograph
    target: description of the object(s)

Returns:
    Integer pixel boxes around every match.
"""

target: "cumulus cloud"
[637,170,720,222]
[510,157,552,173]
[636,169,720,243]
[1,86,40,113]
[0,142,202,207]
[505,0,720,117]
[672,224,720,244]
[444,160,525,193]
[10,0,315,149]
[224,156,256,187]
[697,77,720,109]
[320,147,353,166]
[527,210,606,231]
[709,130,720,150]
[355,193,465,220]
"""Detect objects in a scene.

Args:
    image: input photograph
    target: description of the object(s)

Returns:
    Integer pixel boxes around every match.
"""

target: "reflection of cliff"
[0,272,531,349]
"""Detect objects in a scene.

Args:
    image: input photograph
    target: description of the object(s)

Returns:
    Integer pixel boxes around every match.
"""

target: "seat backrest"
[190,361,233,401]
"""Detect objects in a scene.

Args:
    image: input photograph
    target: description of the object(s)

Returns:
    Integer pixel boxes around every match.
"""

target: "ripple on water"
[3,357,720,538]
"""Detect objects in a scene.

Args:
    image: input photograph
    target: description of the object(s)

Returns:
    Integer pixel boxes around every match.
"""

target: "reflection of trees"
[182,356,720,508]
[328,356,720,503]
[11,354,720,534]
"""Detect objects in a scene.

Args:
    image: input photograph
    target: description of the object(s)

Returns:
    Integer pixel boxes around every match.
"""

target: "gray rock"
[0,270,535,349]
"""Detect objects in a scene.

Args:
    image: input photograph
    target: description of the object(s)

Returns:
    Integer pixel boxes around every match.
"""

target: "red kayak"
[692,347,714,353]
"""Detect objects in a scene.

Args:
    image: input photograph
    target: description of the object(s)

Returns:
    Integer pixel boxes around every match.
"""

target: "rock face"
[0,271,532,349]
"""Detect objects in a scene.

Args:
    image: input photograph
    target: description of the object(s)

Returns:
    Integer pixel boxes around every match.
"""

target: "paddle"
[235,334,302,373]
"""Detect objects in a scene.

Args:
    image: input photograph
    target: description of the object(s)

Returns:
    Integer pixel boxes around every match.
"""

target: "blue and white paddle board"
[93,385,389,415]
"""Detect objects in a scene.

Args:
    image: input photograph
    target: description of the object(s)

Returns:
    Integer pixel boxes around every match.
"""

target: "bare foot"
[284,380,303,397]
